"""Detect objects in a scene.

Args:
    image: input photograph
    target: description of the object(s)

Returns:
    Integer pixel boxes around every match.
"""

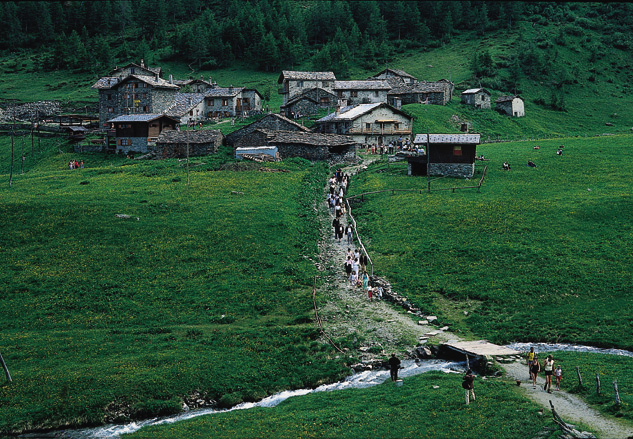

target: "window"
[365,123,371,131]
[375,91,379,97]
[243,98,249,105]
[207,98,214,106]
[298,81,304,88]
[119,138,131,146]
[453,146,462,156]
[189,110,193,115]
[350,91,358,97]
[107,94,112,101]
[222,99,229,106]
[394,123,400,130]
[143,106,149,112]
[142,93,147,99]
[320,97,330,104]
[108,107,113,113]
[133,83,138,89]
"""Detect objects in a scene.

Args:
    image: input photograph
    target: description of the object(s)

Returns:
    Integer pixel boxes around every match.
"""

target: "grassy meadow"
[349,135,633,349]
[126,371,549,439]
[0,137,357,434]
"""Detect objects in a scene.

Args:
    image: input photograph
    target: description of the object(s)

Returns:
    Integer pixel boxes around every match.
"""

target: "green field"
[0,138,354,434]
[349,135,633,349]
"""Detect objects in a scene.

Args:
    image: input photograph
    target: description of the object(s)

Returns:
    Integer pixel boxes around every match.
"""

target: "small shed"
[65,125,88,141]
[153,129,223,158]
[225,113,310,146]
[495,95,525,117]
[411,133,480,178]
[461,88,491,109]
[107,114,179,154]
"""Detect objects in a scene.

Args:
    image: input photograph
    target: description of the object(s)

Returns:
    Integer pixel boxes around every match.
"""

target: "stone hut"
[388,80,454,107]
[153,129,224,158]
[333,80,392,106]
[225,113,310,146]
[278,71,336,105]
[280,87,337,118]
[461,88,491,109]
[234,129,356,161]
[495,95,525,117]
[313,103,413,147]
[107,114,178,154]
[411,133,480,178]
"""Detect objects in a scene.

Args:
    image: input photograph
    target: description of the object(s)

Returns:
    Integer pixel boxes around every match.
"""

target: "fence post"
[576,366,583,387]
[614,380,621,406]
[0,352,11,383]
[596,373,601,394]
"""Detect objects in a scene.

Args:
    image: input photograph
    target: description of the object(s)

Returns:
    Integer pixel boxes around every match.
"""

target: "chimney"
[140,59,145,68]
[169,74,173,84]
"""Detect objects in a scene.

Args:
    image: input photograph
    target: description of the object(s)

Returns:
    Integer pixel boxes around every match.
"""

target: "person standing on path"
[531,356,541,388]
[388,354,401,382]
[462,369,475,405]
[543,355,554,393]
[362,271,369,296]
[332,217,340,240]
[526,347,536,380]
[346,224,353,245]
[554,365,562,391]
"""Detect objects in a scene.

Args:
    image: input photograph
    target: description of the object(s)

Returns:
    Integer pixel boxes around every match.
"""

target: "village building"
[235,146,279,161]
[234,129,356,161]
[410,133,480,178]
[108,60,161,79]
[278,71,336,105]
[107,114,178,154]
[388,80,454,107]
[279,87,337,118]
[368,68,418,87]
[92,73,179,129]
[495,95,525,117]
[333,80,391,106]
[313,103,413,146]
[225,113,310,146]
[153,129,223,158]
[461,88,491,109]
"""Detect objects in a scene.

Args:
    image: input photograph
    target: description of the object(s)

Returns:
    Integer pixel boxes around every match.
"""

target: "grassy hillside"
[349,135,633,349]
[0,138,354,434]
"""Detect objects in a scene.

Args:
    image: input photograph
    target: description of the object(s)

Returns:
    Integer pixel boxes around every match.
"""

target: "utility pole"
[9,103,15,187]
[426,130,431,193]
[186,130,190,186]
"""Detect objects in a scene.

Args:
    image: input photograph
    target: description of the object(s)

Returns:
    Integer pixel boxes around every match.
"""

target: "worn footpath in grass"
[0,141,353,434]
[125,372,549,439]
[348,135,633,349]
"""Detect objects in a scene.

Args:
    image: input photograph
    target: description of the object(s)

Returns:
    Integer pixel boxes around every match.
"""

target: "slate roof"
[254,129,356,147]
[413,134,481,144]
[91,77,122,89]
[278,71,336,83]
[202,87,243,98]
[280,88,337,108]
[156,129,223,144]
[462,88,490,95]
[109,62,161,77]
[93,74,180,90]
[107,114,178,123]
[333,80,391,91]
[495,95,522,103]
[370,68,418,81]
[316,103,411,123]
[388,82,452,95]
[164,93,206,117]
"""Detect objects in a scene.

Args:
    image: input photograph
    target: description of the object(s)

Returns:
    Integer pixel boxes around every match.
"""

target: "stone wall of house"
[341,90,387,106]
[152,89,178,113]
[153,142,218,158]
[2,100,61,122]
[226,115,307,145]
[429,162,474,178]
[277,144,329,160]
[287,100,319,117]
[117,137,148,154]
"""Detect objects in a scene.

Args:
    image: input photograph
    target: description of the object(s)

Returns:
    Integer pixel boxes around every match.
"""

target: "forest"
[1,1,632,79]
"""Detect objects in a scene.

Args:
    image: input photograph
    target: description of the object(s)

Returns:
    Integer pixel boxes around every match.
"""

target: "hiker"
[359,252,368,273]
[388,354,401,382]
[543,355,554,393]
[530,356,541,388]
[362,271,369,294]
[344,256,352,278]
[337,224,345,244]
[367,286,373,302]
[80,160,84,169]
[554,365,562,390]
[349,270,358,288]
[526,347,536,380]
[462,369,475,405]
[346,224,353,245]
[332,217,340,239]
[376,285,383,300]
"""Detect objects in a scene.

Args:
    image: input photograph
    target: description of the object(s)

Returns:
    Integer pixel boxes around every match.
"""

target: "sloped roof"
[109,62,161,77]
[462,88,490,95]
[254,129,355,147]
[107,114,179,123]
[91,77,122,89]
[164,92,206,117]
[370,68,417,80]
[316,103,412,123]
[496,95,522,103]
[334,80,392,91]
[156,129,223,144]
[280,87,337,108]
[413,134,481,144]
[97,74,178,90]
[202,87,243,98]
[388,81,452,95]
[278,71,336,83]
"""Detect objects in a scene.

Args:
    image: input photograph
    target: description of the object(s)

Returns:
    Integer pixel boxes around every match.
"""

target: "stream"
[22,359,464,438]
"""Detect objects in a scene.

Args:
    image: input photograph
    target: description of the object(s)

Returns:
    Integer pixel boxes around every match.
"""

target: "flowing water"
[25,359,464,438]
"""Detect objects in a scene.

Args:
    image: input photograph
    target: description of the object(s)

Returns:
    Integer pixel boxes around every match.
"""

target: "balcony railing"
[348,128,412,135]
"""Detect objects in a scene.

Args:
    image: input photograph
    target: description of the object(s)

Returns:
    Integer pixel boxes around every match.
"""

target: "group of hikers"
[67,159,84,170]
[526,347,562,392]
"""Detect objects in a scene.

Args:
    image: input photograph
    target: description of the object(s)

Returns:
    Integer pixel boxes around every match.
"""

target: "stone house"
[388,80,454,107]
[333,80,391,106]
[92,73,179,129]
[107,114,178,154]
[280,87,337,118]
[313,103,413,146]
[410,133,480,178]
[495,95,525,117]
[225,113,310,146]
[461,88,491,109]
[234,129,356,161]
[278,71,336,105]
[153,129,223,158]
[368,68,418,86]
[108,60,161,79]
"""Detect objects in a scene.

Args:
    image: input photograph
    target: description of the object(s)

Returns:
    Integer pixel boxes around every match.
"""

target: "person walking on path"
[531,356,541,388]
[543,355,554,393]
[526,347,536,380]
[388,354,401,382]
[462,369,476,405]
[346,224,353,245]
[554,365,562,391]
[362,271,369,296]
